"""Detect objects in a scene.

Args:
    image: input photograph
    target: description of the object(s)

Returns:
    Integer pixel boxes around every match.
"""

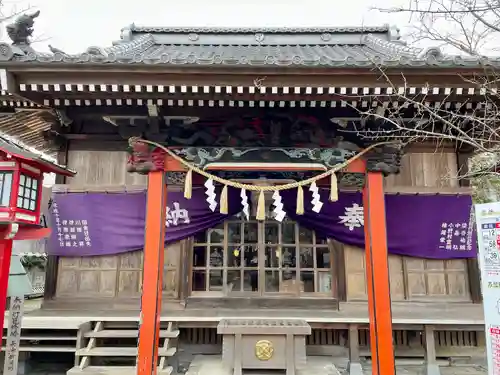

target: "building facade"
[0,12,488,374]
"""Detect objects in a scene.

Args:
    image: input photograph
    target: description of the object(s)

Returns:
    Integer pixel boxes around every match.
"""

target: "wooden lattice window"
[191,213,332,296]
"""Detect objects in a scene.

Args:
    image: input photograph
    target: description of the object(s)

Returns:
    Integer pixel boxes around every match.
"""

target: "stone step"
[2,334,77,341]
[77,347,176,357]
[84,329,179,339]
[1,345,76,352]
[67,365,172,375]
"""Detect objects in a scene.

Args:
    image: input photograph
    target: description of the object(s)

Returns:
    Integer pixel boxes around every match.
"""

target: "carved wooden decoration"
[126,140,165,174]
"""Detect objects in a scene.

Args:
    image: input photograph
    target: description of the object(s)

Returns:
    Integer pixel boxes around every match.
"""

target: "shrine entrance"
[191,191,334,297]
[132,140,397,375]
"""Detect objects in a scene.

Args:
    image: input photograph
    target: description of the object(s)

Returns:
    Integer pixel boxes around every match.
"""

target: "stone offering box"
[217,319,311,375]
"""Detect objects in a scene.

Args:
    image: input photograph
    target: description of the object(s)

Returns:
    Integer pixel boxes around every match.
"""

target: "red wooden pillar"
[137,171,167,375]
[362,171,395,375]
[0,239,13,335]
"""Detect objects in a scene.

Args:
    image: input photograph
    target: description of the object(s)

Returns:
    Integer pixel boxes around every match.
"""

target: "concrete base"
[186,355,341,375]
[347,361,364,375]
[426,363,442,375]
[185,356,230,375]
[0,352,30,375]
[18,352,30,375]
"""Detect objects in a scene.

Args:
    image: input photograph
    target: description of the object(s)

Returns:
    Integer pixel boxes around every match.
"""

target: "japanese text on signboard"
[338,203,474,252]
[52,201,92,248]
[438,222,474,252]
[4,296,23,374]
[165,202,190,227]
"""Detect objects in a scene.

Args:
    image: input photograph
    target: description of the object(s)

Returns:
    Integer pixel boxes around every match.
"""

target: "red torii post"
[136,154,395,375]
[350,158,396,375]
[136,155,183,375]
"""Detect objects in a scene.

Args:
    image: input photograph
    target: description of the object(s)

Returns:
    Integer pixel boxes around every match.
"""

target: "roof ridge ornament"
[388,25,401,41]
[6,10,40,51]
[255,33,265,43]
[119,24,134,42]
[362,33,420,57]
[0,10,41,61]
[86,46,108,57]
[418,47,443,59]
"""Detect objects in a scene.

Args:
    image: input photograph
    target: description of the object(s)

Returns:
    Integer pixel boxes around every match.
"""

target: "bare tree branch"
[374,0,500,55]
[366,0,500,201]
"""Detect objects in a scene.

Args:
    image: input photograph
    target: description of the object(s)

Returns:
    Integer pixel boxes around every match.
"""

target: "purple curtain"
[281,189,476,259]
[49,187,245,257]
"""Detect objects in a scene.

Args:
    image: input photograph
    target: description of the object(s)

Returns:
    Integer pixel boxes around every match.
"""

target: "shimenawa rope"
[128,137,394,219]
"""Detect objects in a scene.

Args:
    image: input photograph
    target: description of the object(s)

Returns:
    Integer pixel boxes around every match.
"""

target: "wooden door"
[190,196,335,297]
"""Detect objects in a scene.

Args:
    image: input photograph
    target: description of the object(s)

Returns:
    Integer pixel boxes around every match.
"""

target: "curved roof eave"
[1,58,499,71]
[0,26,498,71]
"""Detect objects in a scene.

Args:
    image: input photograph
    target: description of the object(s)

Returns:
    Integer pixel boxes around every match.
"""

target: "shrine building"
[0,12,488,375]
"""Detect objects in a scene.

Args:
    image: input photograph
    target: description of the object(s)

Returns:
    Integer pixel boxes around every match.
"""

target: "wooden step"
[3,335,77,341]
[67,366,172,375]
[77,347,176,357]
[84,329,179,339]
[1,345,76,352]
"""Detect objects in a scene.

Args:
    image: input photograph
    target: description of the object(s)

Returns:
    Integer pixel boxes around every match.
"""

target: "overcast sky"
[1,0,410,53]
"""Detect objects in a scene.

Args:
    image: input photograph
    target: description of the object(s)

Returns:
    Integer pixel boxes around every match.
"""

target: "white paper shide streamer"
[204,178,217,212]
[309,182,323,213]
[240,188,250,220]
[272,190,286,222]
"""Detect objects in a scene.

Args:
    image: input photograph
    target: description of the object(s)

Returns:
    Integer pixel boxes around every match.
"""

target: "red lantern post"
[0,138,75,336]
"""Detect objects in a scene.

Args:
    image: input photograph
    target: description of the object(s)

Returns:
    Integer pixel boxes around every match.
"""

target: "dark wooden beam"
[13,69,492,88]
[4,71,46,106]
[62,135,458,155]
[66,106,370,119]
[63,105,475,121]
[62,134,125,141]
[21,90,492,105]
[68,140,129,151]
[66,105,149,117]
[329,239,346,302]
[42,141,68,304]
[52,183,472,195]
[456,151,481,303]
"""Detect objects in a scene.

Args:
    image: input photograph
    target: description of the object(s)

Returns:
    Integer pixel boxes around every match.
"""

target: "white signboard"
[475,202,500,374]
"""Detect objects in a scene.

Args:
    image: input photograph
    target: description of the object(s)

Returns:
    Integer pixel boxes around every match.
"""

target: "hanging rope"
[128,137,397,219]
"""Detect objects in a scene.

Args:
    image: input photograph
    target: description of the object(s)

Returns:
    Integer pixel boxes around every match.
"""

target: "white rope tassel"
[204,178,217,212]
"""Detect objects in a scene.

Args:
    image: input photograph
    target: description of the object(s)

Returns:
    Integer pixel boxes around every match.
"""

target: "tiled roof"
[128,25,393,33]
[0,111,55,153]
[0,24,499,68]
[0,116,75,175]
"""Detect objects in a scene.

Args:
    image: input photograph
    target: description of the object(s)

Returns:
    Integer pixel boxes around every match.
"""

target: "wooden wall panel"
[344,245,406,301]
[55,150,181,300]
[117,251,143,297]
[388,255,405,301]
[56,245,182,299]
[344,151,472,302]
[344,246,471,301]
[66,150,147,186]
[385,152,459,188]
[404,258,470,301]
[163,242,181,298]
[344,245,366,300]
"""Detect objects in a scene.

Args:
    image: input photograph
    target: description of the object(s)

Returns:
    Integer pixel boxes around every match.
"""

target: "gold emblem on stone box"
[255,339,274,361]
